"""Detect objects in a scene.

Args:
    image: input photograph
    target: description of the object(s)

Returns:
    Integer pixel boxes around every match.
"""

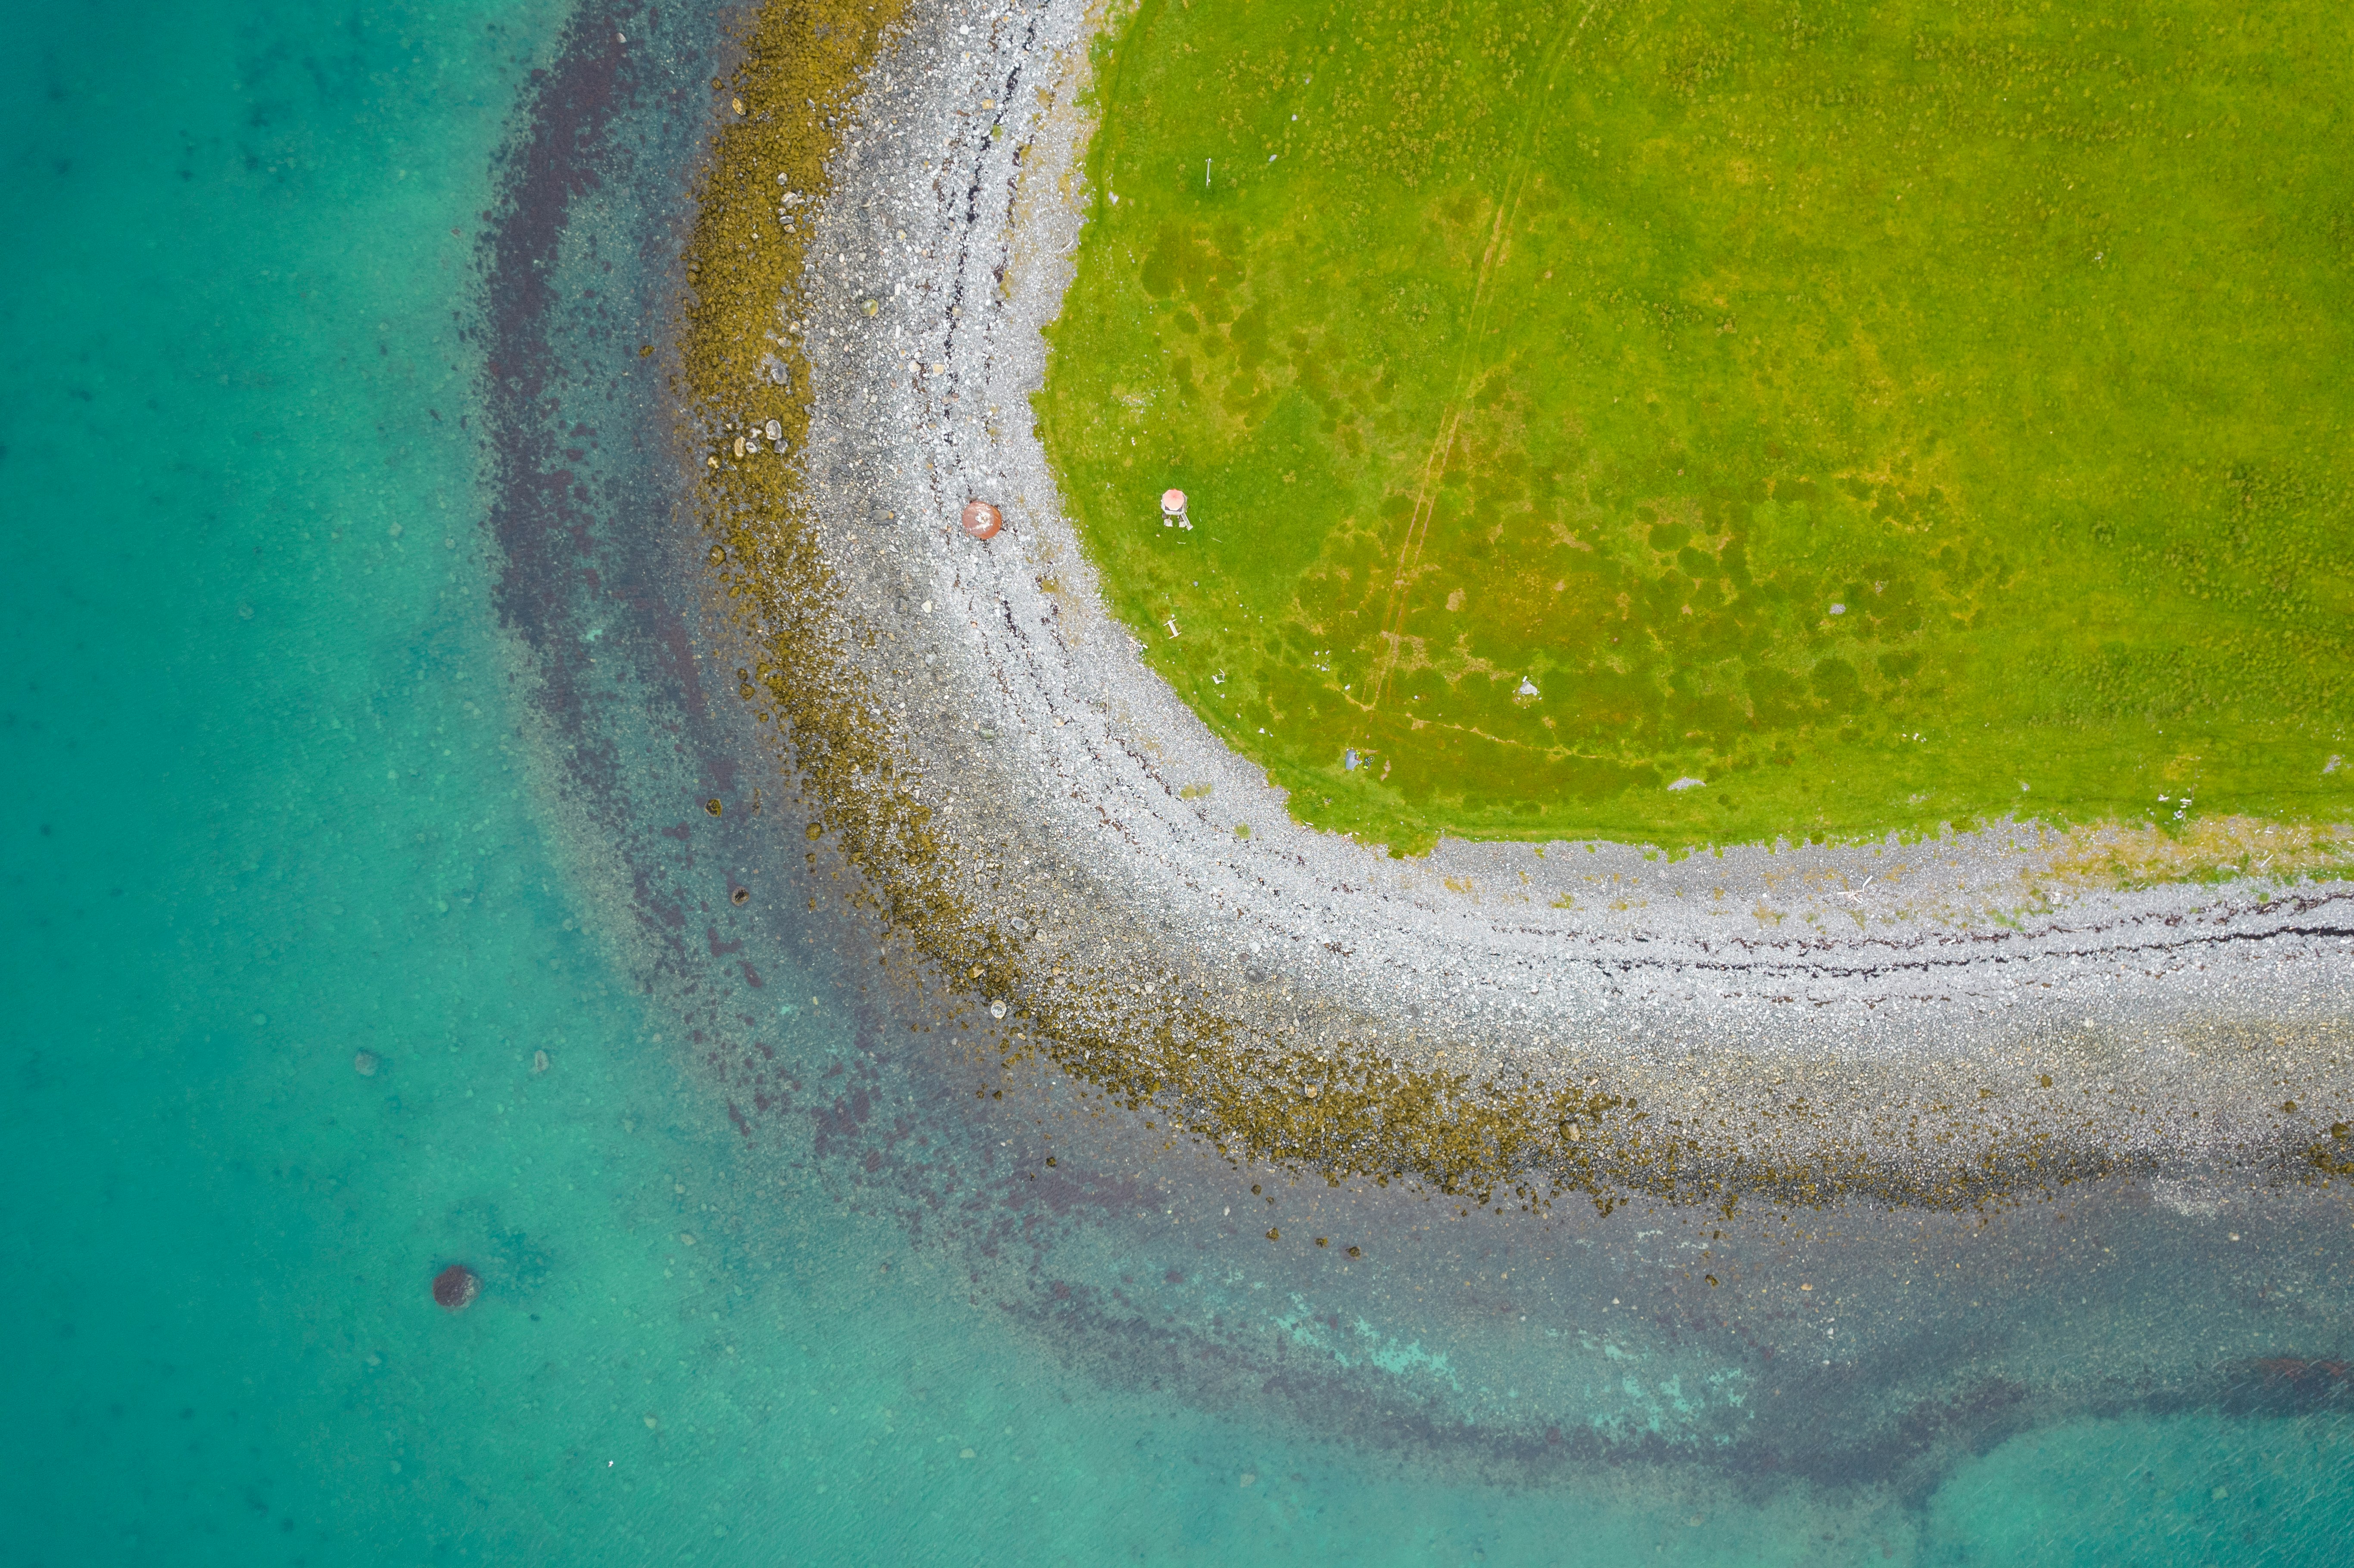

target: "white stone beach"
[730,0,2354,1198]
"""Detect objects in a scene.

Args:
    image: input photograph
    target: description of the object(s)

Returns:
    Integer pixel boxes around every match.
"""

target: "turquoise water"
[3,0,2350,1562]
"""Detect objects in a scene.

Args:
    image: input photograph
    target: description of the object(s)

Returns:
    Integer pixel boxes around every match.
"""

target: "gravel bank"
[726,0,2354,1204]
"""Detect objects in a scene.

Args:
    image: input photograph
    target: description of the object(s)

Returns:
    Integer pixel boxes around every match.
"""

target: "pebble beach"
[711,0,2354,1207]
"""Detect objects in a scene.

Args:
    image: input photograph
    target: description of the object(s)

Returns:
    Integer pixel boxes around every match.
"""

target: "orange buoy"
[961,500,1003,539]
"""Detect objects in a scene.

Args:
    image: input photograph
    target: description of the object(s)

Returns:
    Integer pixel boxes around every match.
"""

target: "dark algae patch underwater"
[1037,0,2354,853]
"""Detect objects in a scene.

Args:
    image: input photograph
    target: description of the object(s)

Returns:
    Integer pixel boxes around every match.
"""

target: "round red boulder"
[432,1264,480,1311]
[960,500,1003,540]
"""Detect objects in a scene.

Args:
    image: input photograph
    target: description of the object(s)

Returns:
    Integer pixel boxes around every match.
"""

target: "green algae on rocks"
[1037,0,2354,855]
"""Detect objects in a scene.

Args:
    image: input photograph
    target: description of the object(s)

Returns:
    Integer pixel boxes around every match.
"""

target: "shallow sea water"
[2,0,2350,1563]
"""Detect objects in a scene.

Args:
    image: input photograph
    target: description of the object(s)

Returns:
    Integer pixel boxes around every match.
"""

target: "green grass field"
[1036,0,2354,853]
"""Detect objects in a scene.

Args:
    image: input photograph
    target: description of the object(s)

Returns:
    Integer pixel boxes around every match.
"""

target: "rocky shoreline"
[702,0,2354,1207]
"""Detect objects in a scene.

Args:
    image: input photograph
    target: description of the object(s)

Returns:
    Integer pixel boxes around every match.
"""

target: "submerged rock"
[431,1264,480,1312]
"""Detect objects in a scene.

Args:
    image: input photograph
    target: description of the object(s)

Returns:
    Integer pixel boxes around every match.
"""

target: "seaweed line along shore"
[678,0,2354,1212]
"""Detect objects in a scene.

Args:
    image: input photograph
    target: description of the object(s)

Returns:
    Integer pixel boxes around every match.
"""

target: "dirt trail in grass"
[1366,3,1601,716]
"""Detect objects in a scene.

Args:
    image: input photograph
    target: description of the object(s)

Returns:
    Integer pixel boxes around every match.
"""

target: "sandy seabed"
[707,0,2354,1208]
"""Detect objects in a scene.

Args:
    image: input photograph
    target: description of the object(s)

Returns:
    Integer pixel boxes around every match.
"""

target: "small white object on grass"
[1666,777,1706,791]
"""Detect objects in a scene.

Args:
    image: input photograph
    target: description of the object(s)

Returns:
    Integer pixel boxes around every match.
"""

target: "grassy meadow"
[1037,0,2354,852]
